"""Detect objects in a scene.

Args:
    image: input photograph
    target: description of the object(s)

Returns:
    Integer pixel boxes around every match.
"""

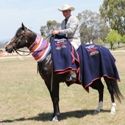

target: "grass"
[0,51,125,125]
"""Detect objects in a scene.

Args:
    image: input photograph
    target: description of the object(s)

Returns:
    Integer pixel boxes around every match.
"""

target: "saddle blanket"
[51,38,79,74]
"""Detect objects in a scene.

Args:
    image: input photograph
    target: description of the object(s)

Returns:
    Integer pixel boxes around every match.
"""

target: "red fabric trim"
[54,67,77,74]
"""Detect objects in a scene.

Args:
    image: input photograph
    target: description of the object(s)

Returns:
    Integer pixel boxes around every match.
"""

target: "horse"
[5,23,123,121]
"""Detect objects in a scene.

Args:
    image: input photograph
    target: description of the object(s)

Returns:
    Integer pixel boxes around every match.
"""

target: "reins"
[15,49,31,56]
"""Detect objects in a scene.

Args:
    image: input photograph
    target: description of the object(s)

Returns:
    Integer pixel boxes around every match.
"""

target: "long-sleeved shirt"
[59,15,81,50]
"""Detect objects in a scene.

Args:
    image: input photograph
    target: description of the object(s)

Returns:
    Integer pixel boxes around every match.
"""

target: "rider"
[52,4,81,82]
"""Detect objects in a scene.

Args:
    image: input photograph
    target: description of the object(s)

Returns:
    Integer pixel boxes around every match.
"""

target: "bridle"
[12,37,31,56]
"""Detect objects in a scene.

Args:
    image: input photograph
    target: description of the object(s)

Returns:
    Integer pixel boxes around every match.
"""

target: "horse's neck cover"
[29,34,51,62]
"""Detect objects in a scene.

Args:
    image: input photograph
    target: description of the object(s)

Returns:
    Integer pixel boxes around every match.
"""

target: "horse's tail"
[112,80,124,103]
[105,77,124,103]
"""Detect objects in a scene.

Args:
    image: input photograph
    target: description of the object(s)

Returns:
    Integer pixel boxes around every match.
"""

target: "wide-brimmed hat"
[58,4,75,11]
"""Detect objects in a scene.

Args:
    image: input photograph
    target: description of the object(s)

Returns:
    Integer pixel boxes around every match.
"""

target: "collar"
[29,35,51,62]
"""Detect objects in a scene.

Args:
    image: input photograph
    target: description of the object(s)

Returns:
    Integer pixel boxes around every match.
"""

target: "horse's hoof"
[110,109,116,115]
[93,110,100,115]
[111,111,116,115]
[52,116,59,122]
[110,103,116,115]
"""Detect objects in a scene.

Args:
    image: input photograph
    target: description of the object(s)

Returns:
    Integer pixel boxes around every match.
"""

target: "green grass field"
[0,51,125,125]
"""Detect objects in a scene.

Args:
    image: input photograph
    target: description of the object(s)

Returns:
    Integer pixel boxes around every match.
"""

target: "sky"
[0,0,103,41]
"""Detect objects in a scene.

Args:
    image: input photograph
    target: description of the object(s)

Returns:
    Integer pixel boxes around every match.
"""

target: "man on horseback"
[52,4,81,82]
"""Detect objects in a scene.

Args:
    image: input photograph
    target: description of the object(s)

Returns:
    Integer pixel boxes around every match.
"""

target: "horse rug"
[77,44,120,88]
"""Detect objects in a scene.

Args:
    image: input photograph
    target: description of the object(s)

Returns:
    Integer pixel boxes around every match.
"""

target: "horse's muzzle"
[5,46,14,53]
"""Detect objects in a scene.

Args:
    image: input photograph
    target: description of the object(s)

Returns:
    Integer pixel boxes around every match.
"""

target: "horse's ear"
[21,23,25,30]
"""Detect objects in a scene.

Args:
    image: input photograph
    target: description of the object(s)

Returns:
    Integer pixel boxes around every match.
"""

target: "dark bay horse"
[5,24,123,121]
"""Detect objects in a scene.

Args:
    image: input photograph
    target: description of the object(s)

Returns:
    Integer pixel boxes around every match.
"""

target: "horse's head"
[5,23,36,53]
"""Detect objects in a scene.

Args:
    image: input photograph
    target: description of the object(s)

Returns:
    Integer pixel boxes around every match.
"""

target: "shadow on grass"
[0,109,110,123]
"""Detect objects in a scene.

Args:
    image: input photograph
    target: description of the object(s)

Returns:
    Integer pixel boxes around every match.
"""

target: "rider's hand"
[52,30,60,35]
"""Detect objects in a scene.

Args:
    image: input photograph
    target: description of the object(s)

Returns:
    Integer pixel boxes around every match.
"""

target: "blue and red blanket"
[51,38,79,74]
[77,44,120,88]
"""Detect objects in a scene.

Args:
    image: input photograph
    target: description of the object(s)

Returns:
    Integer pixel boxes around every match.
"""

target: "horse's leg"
[38,58,60,121]
[104,77,116,114]
[38,70,60,121]
[90,79,104,113]
[50,80,60,121]
[44,79,60,121]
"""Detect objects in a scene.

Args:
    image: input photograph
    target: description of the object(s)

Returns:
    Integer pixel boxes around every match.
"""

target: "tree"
[78,10,109,43]
[47,20,59,30]
[100,0,125,35]
[40,26,47,37]
[121,35,125,43]
[105,29,121,49]
[40,20,60,36]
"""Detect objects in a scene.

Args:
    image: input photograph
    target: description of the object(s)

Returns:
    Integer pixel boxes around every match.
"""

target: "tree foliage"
[121,35,125,43]
[40,20,60,36]
[78,10,109,43]
[100,0,125,35]
[47,20,58,30]
[40,26,47,37]
[105,29,121,49]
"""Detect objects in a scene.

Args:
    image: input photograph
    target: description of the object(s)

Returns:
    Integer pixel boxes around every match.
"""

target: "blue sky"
[0,0,103,41]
